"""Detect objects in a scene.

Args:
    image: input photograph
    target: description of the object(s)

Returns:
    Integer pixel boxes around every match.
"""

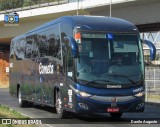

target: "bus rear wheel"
[110,113,122,118]
[55,91,67,119]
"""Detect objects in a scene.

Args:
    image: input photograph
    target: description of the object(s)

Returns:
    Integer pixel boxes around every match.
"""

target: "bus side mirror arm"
[65,37,79,58]
[141,39,156,61]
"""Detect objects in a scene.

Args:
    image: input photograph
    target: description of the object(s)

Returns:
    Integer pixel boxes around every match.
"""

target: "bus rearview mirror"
[141,39,156,61]
[65,37,79,58]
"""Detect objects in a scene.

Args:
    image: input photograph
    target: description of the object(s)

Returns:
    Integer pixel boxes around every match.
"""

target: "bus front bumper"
[70,95,145,114]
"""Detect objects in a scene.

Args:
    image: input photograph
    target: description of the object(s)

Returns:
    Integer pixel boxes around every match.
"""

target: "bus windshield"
[76,32,144,88]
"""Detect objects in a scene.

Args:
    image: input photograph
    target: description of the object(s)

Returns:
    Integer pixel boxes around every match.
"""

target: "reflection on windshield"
[76,33,143,86]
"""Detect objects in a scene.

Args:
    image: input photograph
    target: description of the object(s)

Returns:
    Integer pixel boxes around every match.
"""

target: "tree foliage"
[0,0,61,11]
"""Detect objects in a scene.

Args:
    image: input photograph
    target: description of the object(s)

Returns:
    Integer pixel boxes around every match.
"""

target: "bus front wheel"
[18,87,26,107]
[55,91,67,119]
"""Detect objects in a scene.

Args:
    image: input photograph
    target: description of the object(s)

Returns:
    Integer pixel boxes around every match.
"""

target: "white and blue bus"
[9,15,156,118]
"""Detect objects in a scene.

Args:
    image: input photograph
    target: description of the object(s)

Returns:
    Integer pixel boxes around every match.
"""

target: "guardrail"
[0,0,80,14]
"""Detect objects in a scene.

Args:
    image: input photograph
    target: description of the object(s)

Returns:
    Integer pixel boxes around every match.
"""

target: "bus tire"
[55,91,67,119]
[18,87,26,107]
[110,113,122,118]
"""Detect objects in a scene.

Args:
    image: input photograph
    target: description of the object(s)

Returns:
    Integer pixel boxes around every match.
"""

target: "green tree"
[22,0,32,7]
[0,2,5,11]
[0,0,23,11]
[12,0,24,8]
[0,0,62,11]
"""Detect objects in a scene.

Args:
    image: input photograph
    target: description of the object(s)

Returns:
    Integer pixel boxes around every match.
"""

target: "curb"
[146,102,160,107]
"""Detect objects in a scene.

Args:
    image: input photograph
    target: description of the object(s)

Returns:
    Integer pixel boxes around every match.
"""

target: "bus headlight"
[70,85,92,97]
[79,91,92,97]
[134,91,145,97]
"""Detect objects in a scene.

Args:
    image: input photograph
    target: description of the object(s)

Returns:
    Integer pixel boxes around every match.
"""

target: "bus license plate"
[107,107,119,112]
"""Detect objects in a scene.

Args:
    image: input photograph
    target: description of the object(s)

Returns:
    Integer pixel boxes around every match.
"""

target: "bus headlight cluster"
[79,91,91,97]
[70,85,92,97]
[134,91,145,97]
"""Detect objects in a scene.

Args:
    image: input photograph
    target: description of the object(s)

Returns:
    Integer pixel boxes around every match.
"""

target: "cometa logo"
[39,63,54,74]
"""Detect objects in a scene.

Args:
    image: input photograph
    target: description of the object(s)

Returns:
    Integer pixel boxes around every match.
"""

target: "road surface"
[0,88,159,127]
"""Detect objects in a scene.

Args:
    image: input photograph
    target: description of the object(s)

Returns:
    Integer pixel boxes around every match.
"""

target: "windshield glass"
[76,32,144,87]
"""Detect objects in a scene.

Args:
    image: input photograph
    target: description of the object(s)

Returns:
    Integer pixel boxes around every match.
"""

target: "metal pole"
[110,0,112,17]
[77,0,79,15]
[11,1,13,12]
[154,69,155,91]
[30,0,32,9]
[48,0,50,6]
[146,81,148,102]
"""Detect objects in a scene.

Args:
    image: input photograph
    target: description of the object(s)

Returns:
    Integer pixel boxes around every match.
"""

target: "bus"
[9,15,156,119]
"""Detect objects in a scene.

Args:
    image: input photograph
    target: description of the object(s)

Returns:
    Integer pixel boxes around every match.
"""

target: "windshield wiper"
[85,79,116,86]
[108,74,137,85]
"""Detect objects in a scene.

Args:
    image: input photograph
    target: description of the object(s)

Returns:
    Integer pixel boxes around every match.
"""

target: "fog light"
[136,102,144,110]
[78,103,88,110]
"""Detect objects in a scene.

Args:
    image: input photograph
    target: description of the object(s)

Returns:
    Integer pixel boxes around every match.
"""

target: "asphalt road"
[0,88,160,127]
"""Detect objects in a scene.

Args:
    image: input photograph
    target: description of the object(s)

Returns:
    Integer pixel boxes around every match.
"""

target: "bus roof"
[24,15,138,36]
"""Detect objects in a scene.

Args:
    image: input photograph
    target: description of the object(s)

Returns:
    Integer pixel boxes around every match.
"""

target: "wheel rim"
[56,96,62,114]
[18,90,22,104]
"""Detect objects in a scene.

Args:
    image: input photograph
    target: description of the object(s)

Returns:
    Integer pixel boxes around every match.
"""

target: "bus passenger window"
[66,47,73,72]
[46,25,61,61]
[37,32,48,57]
[26,37,33,58]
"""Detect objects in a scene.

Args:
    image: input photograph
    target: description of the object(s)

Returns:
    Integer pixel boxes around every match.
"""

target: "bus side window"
[25,37,31,58]
[60,23,73,76]
[10,40,15,59]
[61,32,68,74]
[31,35,39,59]
[66,46,73,77]
[62,35,73,77]
[46,25,61,61]
[37,32,48,57]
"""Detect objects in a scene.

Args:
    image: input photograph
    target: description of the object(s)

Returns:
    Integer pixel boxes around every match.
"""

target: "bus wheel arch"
[54,87,59,106]
[54,86,67,119]
[17,83,20,98]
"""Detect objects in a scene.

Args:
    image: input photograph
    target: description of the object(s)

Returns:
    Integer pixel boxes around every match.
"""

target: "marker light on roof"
[75,32,81,39]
